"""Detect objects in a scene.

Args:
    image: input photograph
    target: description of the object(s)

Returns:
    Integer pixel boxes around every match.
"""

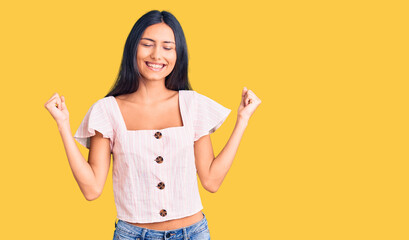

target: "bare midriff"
[124,211,204,231]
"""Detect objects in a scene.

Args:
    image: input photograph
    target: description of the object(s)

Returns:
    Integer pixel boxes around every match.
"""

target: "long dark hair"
[105,10,192,97]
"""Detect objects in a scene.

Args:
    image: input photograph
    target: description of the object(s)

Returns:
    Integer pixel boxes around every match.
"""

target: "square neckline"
[110,90,185,133]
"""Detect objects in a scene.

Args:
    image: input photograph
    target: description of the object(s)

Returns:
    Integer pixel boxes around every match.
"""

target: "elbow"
[84,188,102,201]
[204,181,220,193]
[85,194,98,201]
[207,187,218,193]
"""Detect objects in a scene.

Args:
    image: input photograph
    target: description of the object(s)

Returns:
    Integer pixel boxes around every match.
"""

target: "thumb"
[241,87,248,105]
[61,95,66,110]
[242,87,247,97]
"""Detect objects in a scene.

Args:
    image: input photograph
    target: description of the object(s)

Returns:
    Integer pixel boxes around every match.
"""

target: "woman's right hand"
[44,93,70,128]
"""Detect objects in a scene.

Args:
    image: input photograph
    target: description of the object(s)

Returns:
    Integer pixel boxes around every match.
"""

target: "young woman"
[44,10,261,240]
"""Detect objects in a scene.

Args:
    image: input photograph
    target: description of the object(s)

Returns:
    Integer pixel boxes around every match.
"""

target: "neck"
[127,77,175,104]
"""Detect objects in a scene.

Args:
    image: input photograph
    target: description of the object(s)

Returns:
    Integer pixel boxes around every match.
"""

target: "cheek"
[167,52,177,65]
[136,52,148,69]
[136,47,149,59]
[136,57,144,70]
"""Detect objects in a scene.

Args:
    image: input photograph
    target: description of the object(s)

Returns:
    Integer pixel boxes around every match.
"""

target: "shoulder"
[180,90,228,110]
[179,89,211,102]
[86,96,113,116]
[90,96,112,105]
[179,89,196,96]
[179,89,196,103]
[98,96,115,105]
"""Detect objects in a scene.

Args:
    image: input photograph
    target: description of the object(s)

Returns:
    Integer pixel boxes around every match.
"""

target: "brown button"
[154,131,162,139]
[155,156,163,164]
[160,209,167,217]
[157,182,165,190]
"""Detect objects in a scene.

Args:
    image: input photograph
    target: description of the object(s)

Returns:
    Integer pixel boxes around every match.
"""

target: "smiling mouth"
[145,61,166,71]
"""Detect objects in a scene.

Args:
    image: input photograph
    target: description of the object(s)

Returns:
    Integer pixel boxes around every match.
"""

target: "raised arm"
[194,87,261,193]
[44,93,111,201]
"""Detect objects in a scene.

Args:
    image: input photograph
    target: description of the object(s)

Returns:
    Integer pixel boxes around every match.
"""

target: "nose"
[150,45,162,60]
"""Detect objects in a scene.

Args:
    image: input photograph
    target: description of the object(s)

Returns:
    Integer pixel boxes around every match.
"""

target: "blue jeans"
[113,212,211,240]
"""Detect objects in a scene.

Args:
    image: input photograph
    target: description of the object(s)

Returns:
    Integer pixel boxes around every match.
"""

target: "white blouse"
[73,90,231,223]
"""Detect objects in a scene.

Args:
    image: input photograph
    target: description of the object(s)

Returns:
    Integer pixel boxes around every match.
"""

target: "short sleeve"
[193,91,231,141]
[73,99,114,152]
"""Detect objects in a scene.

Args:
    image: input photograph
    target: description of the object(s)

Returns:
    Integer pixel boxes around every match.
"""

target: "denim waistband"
[115,212,208,239]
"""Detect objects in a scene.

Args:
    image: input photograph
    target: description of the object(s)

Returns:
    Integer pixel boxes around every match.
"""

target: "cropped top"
[73,90,231,223]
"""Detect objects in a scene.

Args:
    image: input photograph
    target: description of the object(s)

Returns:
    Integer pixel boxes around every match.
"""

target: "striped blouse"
[73,90,231,223]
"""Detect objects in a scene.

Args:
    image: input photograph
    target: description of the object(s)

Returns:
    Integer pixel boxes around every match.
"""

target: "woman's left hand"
[237,87,261,123]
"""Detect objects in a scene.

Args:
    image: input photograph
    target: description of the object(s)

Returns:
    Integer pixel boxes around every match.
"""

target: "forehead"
[141,23,175,42]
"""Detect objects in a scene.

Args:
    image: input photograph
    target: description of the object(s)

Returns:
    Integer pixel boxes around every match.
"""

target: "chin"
[141,73,168,81]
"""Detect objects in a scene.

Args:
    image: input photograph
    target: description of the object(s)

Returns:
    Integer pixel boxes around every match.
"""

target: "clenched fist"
[44,93,70,128]
[238,87,261,123]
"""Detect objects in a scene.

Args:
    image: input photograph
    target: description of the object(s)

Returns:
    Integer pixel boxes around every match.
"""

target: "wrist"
[236,116,249,127]
[57,120,71,132]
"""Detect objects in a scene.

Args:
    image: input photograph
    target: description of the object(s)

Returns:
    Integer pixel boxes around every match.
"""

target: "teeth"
[147,63,164,68]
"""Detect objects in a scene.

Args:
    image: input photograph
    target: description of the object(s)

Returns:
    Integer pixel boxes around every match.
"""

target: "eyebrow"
[141,38,175,44]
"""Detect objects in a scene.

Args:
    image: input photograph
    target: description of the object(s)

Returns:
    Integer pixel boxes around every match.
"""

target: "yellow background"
[1,0,408,239]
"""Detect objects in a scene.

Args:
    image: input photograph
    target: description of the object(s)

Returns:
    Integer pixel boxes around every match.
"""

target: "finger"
[50,92,59,99]
[51,93,60,103]
[244,95,252,106]
[45,98,57,110]
[55,97,62,110]
[45,93,60,106]
[247,90,255,98]
[245,89,252,101]
[247,90,261,102]
[246,90,260,103]
[247,97,253,105]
